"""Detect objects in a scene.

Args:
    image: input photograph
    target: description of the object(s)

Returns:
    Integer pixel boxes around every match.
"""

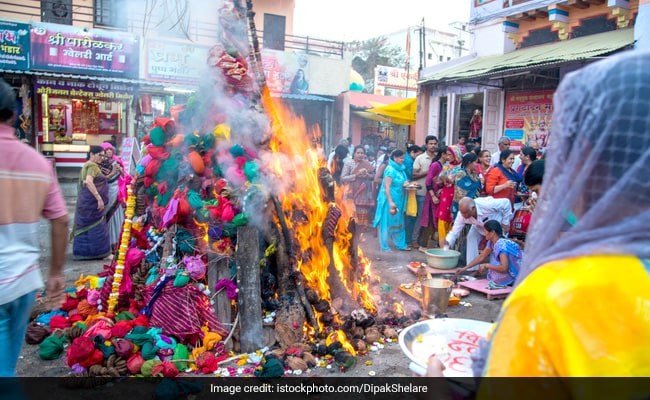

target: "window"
[263,14,286,51]
[427,53,432,60]
[520,27,557,48]
[42,0,72,25]
[571,15,616,39]
[439,55,443,62]
[94,0,127,28]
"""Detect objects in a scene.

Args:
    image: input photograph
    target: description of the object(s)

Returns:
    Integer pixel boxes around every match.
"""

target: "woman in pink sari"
[436,145,462,242]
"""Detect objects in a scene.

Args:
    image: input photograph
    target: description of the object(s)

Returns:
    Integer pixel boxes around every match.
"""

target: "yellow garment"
[484,255,650,377]
[406,189,418,217]
[438,220,451,243]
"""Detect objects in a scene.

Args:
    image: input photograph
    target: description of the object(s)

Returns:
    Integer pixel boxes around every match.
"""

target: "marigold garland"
[107,185,136,313]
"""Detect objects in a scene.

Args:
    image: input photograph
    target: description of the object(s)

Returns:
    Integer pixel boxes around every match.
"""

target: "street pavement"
[16,199,504,377]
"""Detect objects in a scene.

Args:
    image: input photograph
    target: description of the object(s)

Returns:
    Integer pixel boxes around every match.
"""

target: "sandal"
[398,247,412,251]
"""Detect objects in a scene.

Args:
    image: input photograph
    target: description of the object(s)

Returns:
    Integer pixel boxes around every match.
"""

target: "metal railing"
[257,31,344,59]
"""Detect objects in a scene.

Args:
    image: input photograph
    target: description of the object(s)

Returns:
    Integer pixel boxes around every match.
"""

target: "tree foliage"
[346,37,406,93]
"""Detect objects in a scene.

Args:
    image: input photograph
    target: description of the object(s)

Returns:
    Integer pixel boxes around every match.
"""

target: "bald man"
[439,196,513,271]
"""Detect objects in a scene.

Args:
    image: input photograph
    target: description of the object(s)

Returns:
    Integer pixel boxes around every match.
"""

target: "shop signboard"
[0,20,30,70]
[261,49,310,95]
[503,90,553,149]
[374,65,418,94]
[145,39,209,84]
[120,136,141,176]
[34,77,135,101]
[30,22,139,79]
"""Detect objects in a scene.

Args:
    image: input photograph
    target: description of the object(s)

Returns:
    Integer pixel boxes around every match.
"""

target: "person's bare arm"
[46,214,69,309]
[85,174,104,211]
[479,252,509,274]
[458,246,492,274]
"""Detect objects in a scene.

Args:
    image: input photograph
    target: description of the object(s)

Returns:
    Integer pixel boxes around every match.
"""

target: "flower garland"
[107,185,136,314]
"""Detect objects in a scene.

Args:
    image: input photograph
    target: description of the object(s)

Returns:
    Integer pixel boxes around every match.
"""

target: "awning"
[271,93,334,102]
[366,98,416,125]
[420,28,634,84]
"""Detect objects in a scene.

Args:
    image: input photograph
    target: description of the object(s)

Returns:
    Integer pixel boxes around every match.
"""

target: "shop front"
[416,29,634,152]
[35,77,135,167]
[29,22,139,168]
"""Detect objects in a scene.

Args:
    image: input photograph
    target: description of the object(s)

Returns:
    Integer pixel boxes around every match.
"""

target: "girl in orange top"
[485,149,520,209]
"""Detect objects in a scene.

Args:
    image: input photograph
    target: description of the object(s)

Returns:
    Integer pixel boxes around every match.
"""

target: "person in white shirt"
[439,196,513,271]
[490,136,511,167]
[490,136,521,171]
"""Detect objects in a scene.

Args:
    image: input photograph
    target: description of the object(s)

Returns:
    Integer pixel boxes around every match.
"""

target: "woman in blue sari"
[373,149,410,252]
[457,220,522,288]
[72,145,111,260]
[451,152,482,220]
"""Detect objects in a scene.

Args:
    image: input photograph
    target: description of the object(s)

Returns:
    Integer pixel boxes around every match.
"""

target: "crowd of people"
[329,131,542,283]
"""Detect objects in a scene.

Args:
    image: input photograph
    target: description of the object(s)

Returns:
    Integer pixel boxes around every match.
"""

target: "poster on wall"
[0,20,30,70]
[261,49,310,95]
[30,22,139,78]
[503,90,553,149]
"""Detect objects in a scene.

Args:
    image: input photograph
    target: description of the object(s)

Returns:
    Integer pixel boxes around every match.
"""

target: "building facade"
[415,0,638,152]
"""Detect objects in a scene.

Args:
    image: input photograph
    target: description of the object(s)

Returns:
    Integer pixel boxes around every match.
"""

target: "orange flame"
[326,329,357,357]
[264,96,377,321]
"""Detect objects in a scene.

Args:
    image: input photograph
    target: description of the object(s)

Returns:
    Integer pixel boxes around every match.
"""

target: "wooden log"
[207,254,232,326]
[271,196,319,336]
[347,217,360,301]
[235,225,264,352]
[274,299,305,348]
[161,225,176,261]
[323,206,355,310]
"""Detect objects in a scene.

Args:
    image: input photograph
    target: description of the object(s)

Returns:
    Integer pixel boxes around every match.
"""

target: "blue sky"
[293,0,471,42]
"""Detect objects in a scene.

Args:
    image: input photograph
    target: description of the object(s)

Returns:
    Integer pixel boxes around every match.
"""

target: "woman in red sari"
[485,149,521,209]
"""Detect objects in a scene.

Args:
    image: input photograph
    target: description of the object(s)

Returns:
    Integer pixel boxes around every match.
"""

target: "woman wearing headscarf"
[485,149,521,209]
[373,149,410,252]
[340,145,375,227]
[71,145,111,260]
[428,50,650,384]
[99,142,126,253]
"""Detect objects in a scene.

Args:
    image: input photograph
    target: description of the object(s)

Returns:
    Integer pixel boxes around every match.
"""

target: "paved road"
[16,202,504,377]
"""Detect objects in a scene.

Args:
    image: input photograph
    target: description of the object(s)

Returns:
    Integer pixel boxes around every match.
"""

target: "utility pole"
[418,18,425,73]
